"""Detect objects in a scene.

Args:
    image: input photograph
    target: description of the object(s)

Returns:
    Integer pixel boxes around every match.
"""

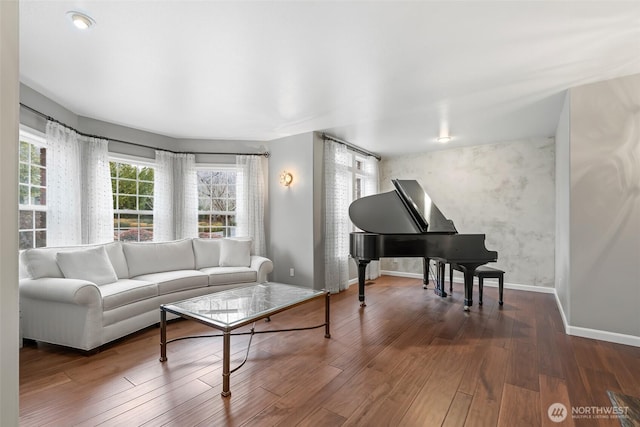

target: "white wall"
[1,1,20,424]
[555,92,571,320]
[380,138,556,288]
[567,73,640,337]
[20,83,266,162]
[268,132,317,287]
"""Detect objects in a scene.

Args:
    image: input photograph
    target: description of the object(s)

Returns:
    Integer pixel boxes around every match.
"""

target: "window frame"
[109,154,156,242]
[196,164,239,239]
[18,126,47,249]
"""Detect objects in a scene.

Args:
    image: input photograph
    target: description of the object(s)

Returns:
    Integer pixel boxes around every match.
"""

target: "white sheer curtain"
[46,121,113,246]
[363,155,380,280]
[79,135,114,244]
[153,150,198,241]
[236,155,267,256]
[324,140,351,293]
[46,122,81,246]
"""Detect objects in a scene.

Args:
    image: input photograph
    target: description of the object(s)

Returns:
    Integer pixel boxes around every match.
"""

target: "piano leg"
[457,265,478,311]
[422,258,430,289]
[356,259,370,307]
[433,260,447,298]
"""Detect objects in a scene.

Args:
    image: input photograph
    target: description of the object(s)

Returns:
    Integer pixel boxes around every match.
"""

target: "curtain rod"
[19,103,270,158]
[321,133,381,161]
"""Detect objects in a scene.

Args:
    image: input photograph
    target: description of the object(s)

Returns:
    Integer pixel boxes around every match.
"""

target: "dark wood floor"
[19,276,640,426]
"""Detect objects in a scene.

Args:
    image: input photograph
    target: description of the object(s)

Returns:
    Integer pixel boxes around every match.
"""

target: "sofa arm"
[19,278,102,306]
[250,256,273,283]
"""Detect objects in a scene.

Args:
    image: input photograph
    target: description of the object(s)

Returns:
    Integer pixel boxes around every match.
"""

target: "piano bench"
[474,266,504,306]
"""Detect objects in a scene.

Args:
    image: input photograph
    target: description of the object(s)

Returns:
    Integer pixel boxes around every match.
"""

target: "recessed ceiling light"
[437,136,451,143]
[67,11,96,30]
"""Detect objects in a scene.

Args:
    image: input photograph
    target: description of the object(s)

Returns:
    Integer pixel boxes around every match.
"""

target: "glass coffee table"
[159,282,330,397]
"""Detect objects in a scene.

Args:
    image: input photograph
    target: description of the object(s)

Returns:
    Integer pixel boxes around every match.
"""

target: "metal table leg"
[221,330,231,397]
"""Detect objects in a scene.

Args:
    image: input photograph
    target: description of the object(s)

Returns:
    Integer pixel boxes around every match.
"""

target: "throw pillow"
[219,239,251,267]
[56,246,119,285]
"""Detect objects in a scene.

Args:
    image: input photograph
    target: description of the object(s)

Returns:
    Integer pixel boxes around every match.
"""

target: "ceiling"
[19,1,640,157]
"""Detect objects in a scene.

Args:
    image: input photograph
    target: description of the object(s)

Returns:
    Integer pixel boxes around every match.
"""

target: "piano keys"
[348,179,498,310]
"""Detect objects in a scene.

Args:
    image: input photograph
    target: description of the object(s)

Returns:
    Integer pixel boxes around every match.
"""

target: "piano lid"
[348,179,457,234]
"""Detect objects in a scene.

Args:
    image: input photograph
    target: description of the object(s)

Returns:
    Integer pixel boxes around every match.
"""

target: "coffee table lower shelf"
[159,283,330,397]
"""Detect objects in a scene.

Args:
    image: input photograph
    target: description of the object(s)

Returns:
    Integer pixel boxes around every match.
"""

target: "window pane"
[211,215,225,227]
[198,214,210,226]
[117,229,139,242]
[19,141,29,163]
[19,231,33,250]
[19,185,29,204]
[31,187,42,205]
[19,164,29,184]
[139,215,153,227]
[139,228,153,242]
[35,211,46,229]
[31,166,43,186]
[32,145,45,166]
[18,136,47,248]
[138,167,154,181]
[228,200,236,212]
[139,196,153,211]
[116,214,137,228]
[198,198,211,211]
[118,195,136,210]
[19,210,33,230]
[228,215,237,227]
[138,181,153,196]
[118,179,137,195]
[35,230,47,248]
[212,198,226,211]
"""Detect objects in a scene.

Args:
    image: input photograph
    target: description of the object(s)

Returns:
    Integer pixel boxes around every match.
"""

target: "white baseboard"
[379,270,639,347]
[380,270,554,293]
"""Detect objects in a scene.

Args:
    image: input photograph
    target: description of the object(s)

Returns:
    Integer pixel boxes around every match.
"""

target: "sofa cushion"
[22,248,64,279]
[99,279,158,310]
[21,242,129,280]
[56,246,119,286]
[219,239,251,267]
[123,239,195,277]
[133,270,209,295]
[200,266,257,286]
[103,242,129,279]
[192,238,222,269]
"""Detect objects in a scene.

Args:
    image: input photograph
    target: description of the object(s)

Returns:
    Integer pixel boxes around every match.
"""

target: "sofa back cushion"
[123,239,195,277]
[21,242,129,280]
[56,246,119,285]
[219,238,251,267]
[192,238,222,269]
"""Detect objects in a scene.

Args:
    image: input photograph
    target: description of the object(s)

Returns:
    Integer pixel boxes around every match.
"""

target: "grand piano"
[349,179,497,310]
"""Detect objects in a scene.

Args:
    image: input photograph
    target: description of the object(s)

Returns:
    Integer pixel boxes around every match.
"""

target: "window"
[353,157,365,200]
[197,167,237,238]
[110,158,154,242]
[18,129,47,250]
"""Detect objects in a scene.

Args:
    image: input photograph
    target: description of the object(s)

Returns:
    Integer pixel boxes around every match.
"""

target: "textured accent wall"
[568,73,640,337]
[380,138,555,287]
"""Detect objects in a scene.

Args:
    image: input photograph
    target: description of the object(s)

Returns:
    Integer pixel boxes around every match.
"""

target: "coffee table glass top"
[162,282,326,329]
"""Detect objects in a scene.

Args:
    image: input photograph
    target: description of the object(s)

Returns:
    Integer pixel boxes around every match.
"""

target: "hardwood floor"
[19,276,640,426]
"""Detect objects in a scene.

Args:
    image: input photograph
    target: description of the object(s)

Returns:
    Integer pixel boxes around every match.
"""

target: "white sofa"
[19,238,273,351]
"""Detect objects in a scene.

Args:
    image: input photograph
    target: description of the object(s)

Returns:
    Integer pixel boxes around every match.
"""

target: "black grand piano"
[349,179,497,310]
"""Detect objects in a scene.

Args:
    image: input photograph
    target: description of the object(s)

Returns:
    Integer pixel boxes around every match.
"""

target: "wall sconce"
[279,171,293,187]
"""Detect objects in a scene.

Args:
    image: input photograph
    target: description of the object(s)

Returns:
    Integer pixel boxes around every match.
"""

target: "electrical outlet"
[289,268,295,277]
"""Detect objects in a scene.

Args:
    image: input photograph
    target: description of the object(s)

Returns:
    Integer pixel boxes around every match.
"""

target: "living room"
[3,1,640,425]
